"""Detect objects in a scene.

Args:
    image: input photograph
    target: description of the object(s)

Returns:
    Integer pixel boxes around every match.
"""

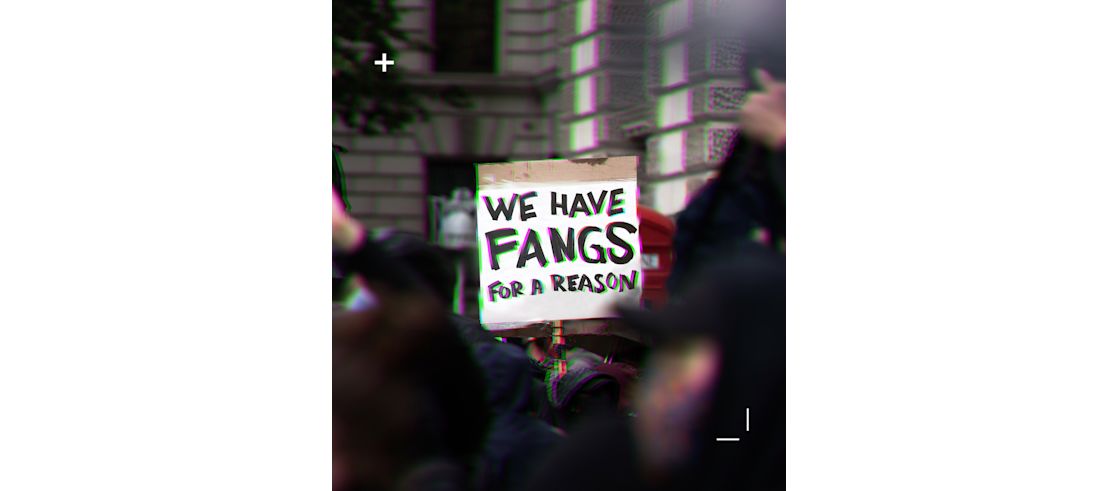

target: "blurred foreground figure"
[334,308,490,491]
[525,244,785,491]
[669,0,786,295]
[372,230,565,490]
[333,193,491,491]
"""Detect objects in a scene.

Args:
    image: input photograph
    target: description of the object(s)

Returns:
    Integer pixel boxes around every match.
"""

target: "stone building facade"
[334,0,745,237]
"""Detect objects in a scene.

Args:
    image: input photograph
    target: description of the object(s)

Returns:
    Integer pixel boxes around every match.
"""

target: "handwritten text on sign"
[477,173,641,325]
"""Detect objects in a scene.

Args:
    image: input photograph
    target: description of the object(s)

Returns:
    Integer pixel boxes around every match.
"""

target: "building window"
[426,157,480,201]
[653,179,687,215]
[571,36,599,74]
[659,0,690,38]
[656,88,691,128]
[571,117,598,152]
[655,130,686,175]
[576,0,596,35]
[434,0,497,73]
[661,41,687,87]
[574,75,596,115]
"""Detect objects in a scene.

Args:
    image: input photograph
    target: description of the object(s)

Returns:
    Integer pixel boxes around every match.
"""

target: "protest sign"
[476,156,642,325]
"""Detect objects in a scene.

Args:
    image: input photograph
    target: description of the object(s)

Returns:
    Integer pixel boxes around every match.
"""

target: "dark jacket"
[668,139,785,295]
[525,247,786,491]
[452,314,499,347]
[472,343,563,491]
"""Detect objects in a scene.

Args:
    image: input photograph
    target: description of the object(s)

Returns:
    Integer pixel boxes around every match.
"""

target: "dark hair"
[376,231,457,308]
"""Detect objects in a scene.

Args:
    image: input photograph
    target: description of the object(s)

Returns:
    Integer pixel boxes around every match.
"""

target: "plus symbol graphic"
[373,53,395,73]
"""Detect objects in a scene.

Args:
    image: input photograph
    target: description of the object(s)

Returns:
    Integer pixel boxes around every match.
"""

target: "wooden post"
[552,320,566,378]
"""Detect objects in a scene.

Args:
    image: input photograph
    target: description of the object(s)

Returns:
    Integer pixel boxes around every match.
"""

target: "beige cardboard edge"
[477,156,639,186]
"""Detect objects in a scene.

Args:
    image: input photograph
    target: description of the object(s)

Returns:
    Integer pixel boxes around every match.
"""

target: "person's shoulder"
[674,182,718,225]
[522,415,642,491]
[450,314,498,346]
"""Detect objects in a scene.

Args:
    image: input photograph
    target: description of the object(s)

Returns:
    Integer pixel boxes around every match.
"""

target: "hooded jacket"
[472,343,563,491]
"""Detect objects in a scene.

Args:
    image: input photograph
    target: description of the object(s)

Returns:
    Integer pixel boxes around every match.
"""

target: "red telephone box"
[637,206,676,309]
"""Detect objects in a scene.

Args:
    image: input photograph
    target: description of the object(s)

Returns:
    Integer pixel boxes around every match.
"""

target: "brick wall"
[336,133,428,235]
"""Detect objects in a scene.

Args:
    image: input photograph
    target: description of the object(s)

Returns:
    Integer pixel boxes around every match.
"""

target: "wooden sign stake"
[552,320,566,378]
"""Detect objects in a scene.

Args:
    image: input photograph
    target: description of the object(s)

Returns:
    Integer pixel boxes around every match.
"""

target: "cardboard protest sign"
[476,156,642,326]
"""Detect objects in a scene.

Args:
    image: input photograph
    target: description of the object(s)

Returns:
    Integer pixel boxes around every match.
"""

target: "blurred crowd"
[333,63,785,491]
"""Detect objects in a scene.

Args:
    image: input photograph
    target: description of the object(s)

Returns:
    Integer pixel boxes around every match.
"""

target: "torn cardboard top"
[477,156,638,186]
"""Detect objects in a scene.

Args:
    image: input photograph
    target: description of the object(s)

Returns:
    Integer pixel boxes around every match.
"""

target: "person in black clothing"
[668,0,786,296]
[472,342,563,491]
[524,245,786,491]
[334,306,491,491]
[526,7,787,485]
[373,229,567,490]
[668,70,785,295]
[333,193,491,491]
